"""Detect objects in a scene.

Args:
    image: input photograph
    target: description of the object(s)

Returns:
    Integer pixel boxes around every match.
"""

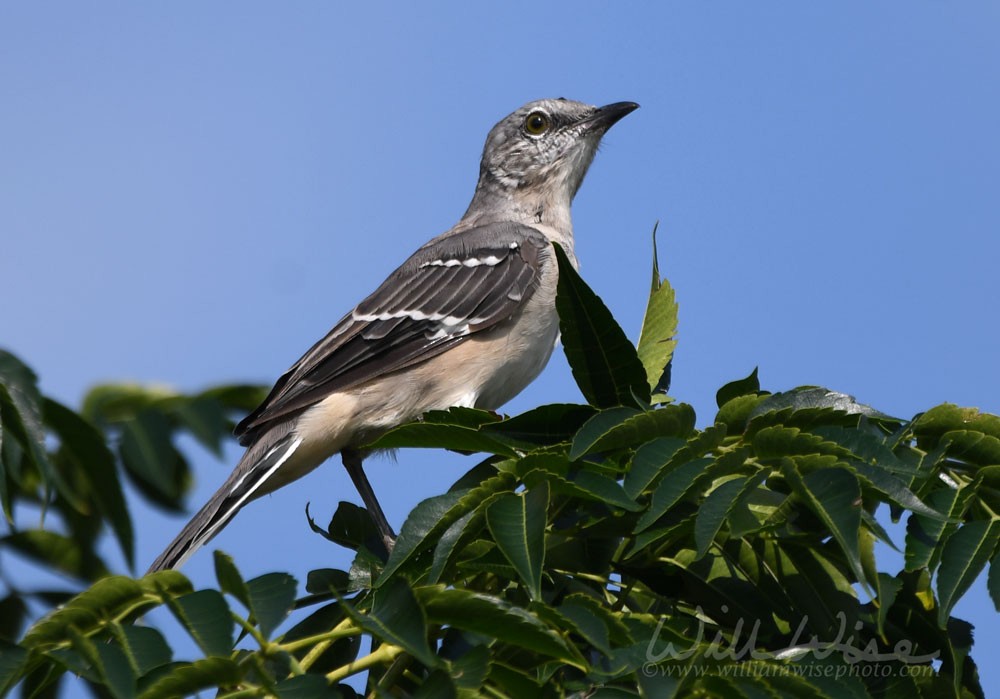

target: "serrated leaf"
[43,398,135,568]
[0,641,29,694]
[850,462,947,521]
[989,549,1000,613]
[716,368,760,408]
[246,573,297,639]
[940,429,1000,467]
[167,590,233,656]
[94,639,137,699]
[118,410,187,508]
[380,472,516,584]
[427,510,479,584]
[694,472,769,559]
[213,551,250,610]
[553,243,650,408]
[904,486,972,572]
[483,403,596,447]
[2,530,109,582]
[364,420,517,456]
[693,477,746,559]
[783,463,870,594]
[875,572,903,639]
[275,674,342,698]
[170,396,229,458]
[353,578,435,667]
[417,586,579,665]
[486,483,549,600]
[636,226,677,397]
[570,404,696,460]
[380,491,465,580]
[750,388,884,419]
[136,657,242,699]
[114,625,173,677]
[23,573,191,649]
[913,404,1000,444]
[568,469,641,512]
[936,519,1000,626]
[634,457,710,533]
[625,437,685,500]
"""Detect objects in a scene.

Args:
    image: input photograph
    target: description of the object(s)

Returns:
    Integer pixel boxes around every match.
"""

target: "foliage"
[2,236,999,698]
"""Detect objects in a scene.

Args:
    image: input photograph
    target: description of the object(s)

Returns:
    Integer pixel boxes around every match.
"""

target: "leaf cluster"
[2,233,998,698]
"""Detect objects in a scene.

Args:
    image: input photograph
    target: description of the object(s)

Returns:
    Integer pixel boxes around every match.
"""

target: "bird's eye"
[524,111,550,136]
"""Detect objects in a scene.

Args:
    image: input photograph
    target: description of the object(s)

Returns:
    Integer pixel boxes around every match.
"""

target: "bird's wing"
[235,222,549,443]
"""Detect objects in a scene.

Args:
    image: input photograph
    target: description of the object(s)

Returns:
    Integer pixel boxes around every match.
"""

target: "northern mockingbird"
[148,98,637,572]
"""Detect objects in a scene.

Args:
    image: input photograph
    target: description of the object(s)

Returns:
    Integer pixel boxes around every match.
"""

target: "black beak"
[585,101,639,131]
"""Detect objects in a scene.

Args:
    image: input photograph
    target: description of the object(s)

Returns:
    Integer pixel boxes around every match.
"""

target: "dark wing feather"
[235,223,548,444]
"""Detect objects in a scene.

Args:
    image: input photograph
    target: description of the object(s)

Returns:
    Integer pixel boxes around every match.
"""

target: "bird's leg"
[341,448,396,553]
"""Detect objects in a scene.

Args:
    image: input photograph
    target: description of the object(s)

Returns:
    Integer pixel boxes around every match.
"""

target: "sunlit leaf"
[486,483,548,600]
[936,519,1000,626]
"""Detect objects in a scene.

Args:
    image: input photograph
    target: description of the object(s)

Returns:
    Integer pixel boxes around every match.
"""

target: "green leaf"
[936,518,1000,626]
[0,594,28,643]
[136,657,242,699]
[486,483,549,600]
[694,473,768,559]
[381,472,516,584]
[305,568,350,596]
[567,469,641,512]
[167,590,234,656]
[636,225,678,397]
[555,593,630,657]
[380,491,465,579]
[213,551,251,610]
[198,383,269,414]
[246,573,298,639]
[716,367,760,408]
[784,463,870,594]
[22,573,191,649]
[987,549,1000,617]
[913,404,1000,444]
[570,404,696,460]
[353,578,435,667]
[751,388,885,419]
[316,500,382,551]
[850,462,946,521]
[170,396,230,458]
[428,509,479,584]
[0,641,29,695]
[43,398,135,568]
[483,403,596,447]
[365,420,517,456]
[905,486,972,572]
[113,625,173,677]
[633,457,710,533]
[0,369,58,517]
[275,674,343,698]
[417,586,579,664]
[2,530,109,582]
[624,437,686,499]
[875,572,903,638]
[93,639,137,699]
[553,243,650,408]
[940,429,1000,467]
[118,409,188,508]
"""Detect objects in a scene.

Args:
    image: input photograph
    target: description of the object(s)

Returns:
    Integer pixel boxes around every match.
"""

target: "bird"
[148,98,638,572]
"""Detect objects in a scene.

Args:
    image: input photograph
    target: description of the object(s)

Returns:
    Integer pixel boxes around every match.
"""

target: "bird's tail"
[146,431,303,573]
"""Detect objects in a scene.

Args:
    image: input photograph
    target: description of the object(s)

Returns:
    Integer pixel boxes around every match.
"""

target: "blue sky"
[3,2,998,692]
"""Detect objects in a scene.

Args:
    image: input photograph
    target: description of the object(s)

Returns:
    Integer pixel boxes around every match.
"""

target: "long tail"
[146,431,303,573]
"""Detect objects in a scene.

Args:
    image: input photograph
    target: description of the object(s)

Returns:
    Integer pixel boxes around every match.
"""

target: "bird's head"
[476,98,638,205]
